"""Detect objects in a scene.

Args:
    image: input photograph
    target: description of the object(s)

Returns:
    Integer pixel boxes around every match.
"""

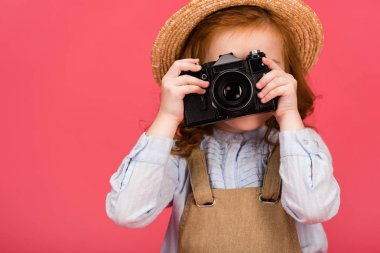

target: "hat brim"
[151,0,324,84]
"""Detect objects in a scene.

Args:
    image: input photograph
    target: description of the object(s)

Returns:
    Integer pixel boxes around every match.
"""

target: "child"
[105,1,341,252]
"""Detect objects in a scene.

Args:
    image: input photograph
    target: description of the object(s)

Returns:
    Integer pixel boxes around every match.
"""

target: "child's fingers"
[175,75,209,88]
[262,57,282,71]
[256,69,282,89]
[260,85,287,103]
[257,76,287,99]
[176,84,207,97]
[165,59,201,78]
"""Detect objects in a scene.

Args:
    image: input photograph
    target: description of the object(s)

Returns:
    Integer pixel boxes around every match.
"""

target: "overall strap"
[259,143,282,202]
[186,147,214,206]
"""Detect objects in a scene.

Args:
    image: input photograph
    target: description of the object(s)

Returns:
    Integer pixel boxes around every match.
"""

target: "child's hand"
[158,58,210,125]
[256,57,299,122]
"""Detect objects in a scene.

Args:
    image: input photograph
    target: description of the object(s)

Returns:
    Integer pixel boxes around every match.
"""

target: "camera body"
[181,50,278,127]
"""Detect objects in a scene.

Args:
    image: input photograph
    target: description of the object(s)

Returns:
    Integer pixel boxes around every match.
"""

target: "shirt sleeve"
[105,132,179,228]
[278,127,341,224]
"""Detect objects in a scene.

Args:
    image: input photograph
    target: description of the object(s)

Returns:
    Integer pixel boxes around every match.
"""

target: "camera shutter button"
[201,74,208,80]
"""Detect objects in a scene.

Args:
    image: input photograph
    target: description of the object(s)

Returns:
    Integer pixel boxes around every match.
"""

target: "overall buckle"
[258,194,280,204]
[196,199,216,208]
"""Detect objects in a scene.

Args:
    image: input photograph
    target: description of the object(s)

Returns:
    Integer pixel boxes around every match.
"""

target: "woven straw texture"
[151,0,324,85]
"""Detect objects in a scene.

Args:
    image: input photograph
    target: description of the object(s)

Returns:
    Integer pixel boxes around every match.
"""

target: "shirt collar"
[211,124,268,144]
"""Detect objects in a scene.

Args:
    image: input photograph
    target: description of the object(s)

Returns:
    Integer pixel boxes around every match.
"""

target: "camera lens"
[212,71,253,112]
[223,83,242,101]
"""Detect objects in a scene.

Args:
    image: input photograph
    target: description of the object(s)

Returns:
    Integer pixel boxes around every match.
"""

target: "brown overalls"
[178,144,302,253]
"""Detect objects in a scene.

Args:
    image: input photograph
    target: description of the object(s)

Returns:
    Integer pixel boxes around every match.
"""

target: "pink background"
[1,0,379,252]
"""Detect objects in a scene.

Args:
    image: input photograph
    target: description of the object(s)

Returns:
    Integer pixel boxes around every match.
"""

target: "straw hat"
[151,0,324,85]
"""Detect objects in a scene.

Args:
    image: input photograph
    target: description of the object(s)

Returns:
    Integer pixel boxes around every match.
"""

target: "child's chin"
[218,116,263,132]
[227,123,262,132]
[228,113,271,127]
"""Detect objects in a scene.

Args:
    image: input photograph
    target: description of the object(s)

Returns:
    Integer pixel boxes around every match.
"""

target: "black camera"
[181,50,278,127]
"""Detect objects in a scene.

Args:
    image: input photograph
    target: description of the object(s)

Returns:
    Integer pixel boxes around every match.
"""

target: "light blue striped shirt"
[105,125,340,253]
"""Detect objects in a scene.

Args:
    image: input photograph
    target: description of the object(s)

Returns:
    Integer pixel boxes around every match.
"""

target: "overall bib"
[177,144,302,253]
